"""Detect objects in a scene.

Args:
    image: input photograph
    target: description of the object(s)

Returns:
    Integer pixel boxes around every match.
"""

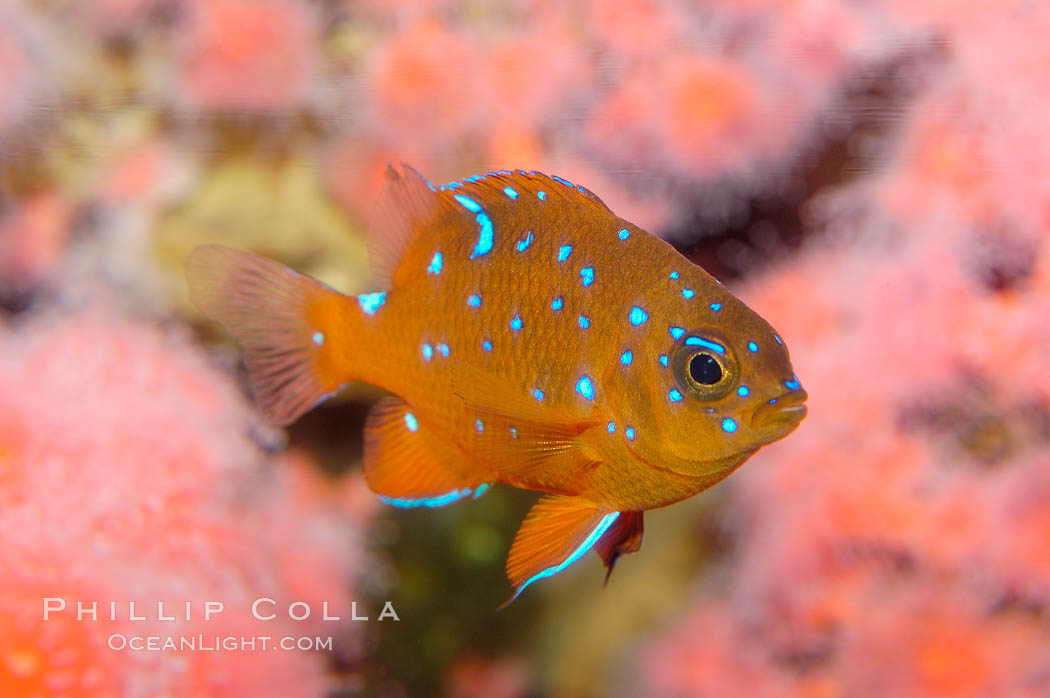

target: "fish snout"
[749,386,808,431]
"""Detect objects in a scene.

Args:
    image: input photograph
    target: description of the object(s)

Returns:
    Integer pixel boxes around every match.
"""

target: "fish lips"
[749,387,808,433]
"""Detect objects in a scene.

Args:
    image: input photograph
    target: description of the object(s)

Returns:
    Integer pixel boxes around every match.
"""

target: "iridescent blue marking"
[551,175,574,187]
[607,421,616,434]
[668,389,683,403]
[504,186,518,199]
[473,483,491,497]
[436,343,450,357]
[618,228,629,240]
[580,267,594,286]
[775,335,783,345]
[551,296,563,311]
[312,331,324,346]
[669,327,685,340]
[710,302,722,312]
[511,314,523,331]
[509,428,518,439]
[769,398,778,405]
[538,191,547,200]
[482,340,493,352]
[509,511,620,602]
[629,307,648,325]
[357,292,387,315]
[748,341,759,352]
[722,418,738,433]
[454,194,495,259]
[737,386,750,397]
[404,412,419,432]
[620,350,633,365]
[575,375,595,400]
[516,230,534,252]
[669,271,679,279]
[659,354,668,367]
[532,389,545,402]
[467,294,481,308]
[475,419,485,432]
[578,315,590,329]
[558,245,573,262]
[625,427,636,441]
[685,337,726,354]
[785,378,801,390]
[379,488,474,509]
[421,343,434,360]
[427,252,443,274]
[682,289,694,299]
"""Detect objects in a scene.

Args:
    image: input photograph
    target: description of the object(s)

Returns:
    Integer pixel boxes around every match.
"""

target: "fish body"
[186,165,807,602]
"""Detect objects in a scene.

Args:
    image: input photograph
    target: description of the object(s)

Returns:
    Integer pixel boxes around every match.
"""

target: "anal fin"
[364,396,489,508]
[501,495,620,606]
[594,511,644,584]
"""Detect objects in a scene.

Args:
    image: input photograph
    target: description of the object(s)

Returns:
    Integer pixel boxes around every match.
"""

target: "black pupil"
[689,353,722,385]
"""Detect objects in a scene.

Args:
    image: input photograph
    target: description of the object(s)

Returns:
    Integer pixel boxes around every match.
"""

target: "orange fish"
[186,165,807,603]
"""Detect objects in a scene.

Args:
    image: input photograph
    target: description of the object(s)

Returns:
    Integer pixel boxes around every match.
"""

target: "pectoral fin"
[501,495,620,607]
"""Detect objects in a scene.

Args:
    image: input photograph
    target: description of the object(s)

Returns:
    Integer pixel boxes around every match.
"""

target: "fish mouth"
[749,387,808,432]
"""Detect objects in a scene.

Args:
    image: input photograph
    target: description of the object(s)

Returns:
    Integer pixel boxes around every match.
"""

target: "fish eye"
[689,353,722,385]
[671,336,736,401]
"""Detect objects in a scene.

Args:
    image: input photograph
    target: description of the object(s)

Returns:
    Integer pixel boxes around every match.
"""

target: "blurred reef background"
[1,0,1049,696]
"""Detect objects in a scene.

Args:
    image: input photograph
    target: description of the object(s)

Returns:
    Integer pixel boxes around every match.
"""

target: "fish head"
[609,294,806,480]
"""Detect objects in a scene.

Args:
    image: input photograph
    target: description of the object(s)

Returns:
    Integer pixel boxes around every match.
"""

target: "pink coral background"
[1,0,1049,696]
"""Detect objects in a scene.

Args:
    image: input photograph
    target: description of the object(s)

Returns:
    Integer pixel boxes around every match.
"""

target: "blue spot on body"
[436,343,450,357]
[629,307,648,325]
[625,427,636,441]
[748,341,759,352]
[427,252,443,274]
[618,228,630,240]
[668,389,683,403]
[580,267,594,286]
[454,194,494,259]
[669,271,679,279]
[737,386,750,396]
[516,230,534,252]
[482,340,493,352]
[421,343,434,360]
[532,389,545,402]
[312,331,324,346]
[620,350,633,365]
[575,375,595,400]
[467,294,481,307]
[551,175,574,187]
[722,418,738,433]
[380,488,475,509]
[558,245,573,262]
[578,315,590,329]
[659,354,668,367]
[511,315,523,331]
[682,289,694,299]
[475,419,485,432]
[551,296,563,311]
[509,511,620,602]
[404,413,418,432]
[685,337,726,354]
[473,483,491,497]
[357,292,387,315]
[607,421,616,433]
[504,186,518,199]
[538,191,547,200]
[785,378,801,390]
[509,428,518,439]
[669,327,685,340]
[710,302,722,312]
[775,335,783,345]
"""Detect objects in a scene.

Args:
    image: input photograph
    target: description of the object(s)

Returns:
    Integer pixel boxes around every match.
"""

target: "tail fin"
[185,245,353,426]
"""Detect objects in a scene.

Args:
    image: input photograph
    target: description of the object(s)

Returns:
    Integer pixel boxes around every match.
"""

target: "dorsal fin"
[366,165,616,290]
